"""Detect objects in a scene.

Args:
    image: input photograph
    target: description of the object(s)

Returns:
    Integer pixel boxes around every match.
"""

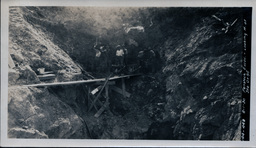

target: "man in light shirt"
[116,45,124,66]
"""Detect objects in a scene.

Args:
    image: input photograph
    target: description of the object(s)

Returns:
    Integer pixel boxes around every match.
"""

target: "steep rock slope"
[9,7,82,86]
[8,7,88,138]
[161,14,242,140]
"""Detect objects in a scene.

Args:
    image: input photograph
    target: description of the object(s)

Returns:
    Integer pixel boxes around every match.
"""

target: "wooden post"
[88,86,91,111]
[82,84,88,109]
[89,74,112,111]
[83,85,86,104]
[87,86,99,111]
[122,78,126,98]
[94,84,109,118]
[94,102,109,118]
[105,84,109,104]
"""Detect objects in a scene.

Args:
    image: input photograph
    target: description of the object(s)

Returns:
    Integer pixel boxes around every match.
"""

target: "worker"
[94,44,101,58]
[100,45,111,73]
[138,47,156,73]
[116,45,125,66]
[122,44,128,67]
[93,44,102,72]
[95,50,101,57]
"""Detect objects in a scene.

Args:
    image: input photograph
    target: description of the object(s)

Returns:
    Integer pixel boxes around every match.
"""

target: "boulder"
[11,53,24,63]
[8,87,89,139]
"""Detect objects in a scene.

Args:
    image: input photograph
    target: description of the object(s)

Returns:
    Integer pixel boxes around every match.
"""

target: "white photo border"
[1,0,256,147]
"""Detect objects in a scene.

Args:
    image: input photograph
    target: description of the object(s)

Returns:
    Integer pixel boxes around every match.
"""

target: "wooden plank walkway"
[24,74,140,87]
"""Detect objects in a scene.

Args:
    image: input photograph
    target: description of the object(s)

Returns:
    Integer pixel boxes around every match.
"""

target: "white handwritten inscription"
[242,19,250,94]
[241,18,250,141]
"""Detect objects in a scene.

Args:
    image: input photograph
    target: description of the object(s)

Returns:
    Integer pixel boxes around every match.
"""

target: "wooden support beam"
[94,84,110,118]
[110,86,131,98]
[91,95,104,106]
[90,97,99,111]
[89,74,112,111]
[122,78,126,98]
[85,84,105,112]
[81,85,86,104]
[88,86,90,110]
[87,86,98,111]
[24,74,141,87]
[94,102,109,118]
[93,81,115,86]
[105,84,109,101]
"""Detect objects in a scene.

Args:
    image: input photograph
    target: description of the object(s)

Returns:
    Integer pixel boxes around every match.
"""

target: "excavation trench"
[47,73,169,139]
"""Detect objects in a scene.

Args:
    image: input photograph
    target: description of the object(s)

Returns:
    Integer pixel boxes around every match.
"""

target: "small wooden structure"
[38,74,56,81]
[25,74,140,117]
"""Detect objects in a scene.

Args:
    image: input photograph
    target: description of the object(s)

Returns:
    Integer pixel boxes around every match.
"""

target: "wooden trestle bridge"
[24,74,140,117]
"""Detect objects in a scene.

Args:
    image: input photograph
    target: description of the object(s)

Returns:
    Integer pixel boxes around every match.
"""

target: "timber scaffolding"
[24,74,141,117]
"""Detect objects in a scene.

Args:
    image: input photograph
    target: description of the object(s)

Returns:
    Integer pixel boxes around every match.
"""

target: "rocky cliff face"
[8,7,89,139]
[9,7,82,86]
[160,13,242,140]
[8,6,243,140]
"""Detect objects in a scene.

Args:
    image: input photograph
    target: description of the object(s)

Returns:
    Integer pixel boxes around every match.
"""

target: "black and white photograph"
[1,0,255,147]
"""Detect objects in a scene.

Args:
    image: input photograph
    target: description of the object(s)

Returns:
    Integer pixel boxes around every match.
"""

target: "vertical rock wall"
[162,15,242,140]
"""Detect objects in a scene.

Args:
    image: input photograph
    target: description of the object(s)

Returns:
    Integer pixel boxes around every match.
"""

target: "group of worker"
[94,43,157,74]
